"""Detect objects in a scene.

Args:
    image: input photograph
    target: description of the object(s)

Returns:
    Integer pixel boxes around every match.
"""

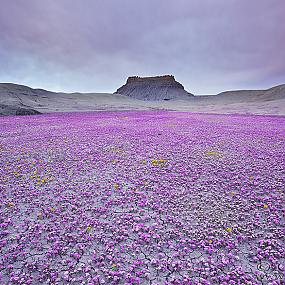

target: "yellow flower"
[226,227,232,233]
[114,183,119,190]
[7,202,14,207]
[151,159,166,166]
[86,225,92,232]
[263,204,269,209]
[152,159,158,165]
[205,151,220,156]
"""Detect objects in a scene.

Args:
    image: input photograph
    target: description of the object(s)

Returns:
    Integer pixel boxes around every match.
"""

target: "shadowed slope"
[114,75,194,101]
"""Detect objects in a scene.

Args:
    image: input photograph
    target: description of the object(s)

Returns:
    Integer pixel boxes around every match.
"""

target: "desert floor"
[0,111,284,284]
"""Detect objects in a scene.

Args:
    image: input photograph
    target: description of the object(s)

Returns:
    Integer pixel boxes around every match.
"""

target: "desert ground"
[0,111,284,284]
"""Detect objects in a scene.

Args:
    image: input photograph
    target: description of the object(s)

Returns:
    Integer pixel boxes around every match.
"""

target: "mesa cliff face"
[114,75,194,101]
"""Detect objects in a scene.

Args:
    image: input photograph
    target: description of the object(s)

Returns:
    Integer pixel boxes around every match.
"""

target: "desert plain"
[0,110,284,284]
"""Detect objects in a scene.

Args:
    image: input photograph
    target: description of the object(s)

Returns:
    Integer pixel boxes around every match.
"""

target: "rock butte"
[114,75,194,101]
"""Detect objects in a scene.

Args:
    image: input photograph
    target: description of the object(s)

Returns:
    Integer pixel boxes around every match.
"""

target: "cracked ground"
[0,111,284,285]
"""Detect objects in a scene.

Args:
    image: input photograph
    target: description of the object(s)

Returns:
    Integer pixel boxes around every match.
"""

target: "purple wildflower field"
[0,111,284,285]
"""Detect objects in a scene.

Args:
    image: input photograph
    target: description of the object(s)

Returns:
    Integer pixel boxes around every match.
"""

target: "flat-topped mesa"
[115,75,194,101]
[127,75,175,82]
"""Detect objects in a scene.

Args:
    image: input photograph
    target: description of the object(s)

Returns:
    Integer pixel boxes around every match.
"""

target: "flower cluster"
[0,111,284,284]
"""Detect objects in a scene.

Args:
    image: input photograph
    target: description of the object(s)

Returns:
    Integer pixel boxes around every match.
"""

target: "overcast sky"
[0,0,284,95]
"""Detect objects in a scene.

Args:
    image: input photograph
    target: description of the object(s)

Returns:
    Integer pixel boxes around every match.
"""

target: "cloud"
[0,0,284,94]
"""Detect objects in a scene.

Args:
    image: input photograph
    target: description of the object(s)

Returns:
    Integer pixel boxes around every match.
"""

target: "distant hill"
[199,84,285,103]
[0,81,284,116]
[0,83,150,116]
[114,75,194,101]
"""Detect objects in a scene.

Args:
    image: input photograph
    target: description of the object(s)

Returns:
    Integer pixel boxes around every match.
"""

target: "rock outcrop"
[114,75,194,101]
[0,104,41,116]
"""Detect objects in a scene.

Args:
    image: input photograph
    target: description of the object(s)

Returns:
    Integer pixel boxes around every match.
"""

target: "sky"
[0,0,284,95]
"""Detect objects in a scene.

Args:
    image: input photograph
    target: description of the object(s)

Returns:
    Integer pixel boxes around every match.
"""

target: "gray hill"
[114,75,194,101]
[0,81,285,116]
[0,83,151,116]
[199,84,285,103]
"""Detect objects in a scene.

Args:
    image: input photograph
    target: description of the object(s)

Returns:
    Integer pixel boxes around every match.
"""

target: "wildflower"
[111,264,117,270]
[151,159,166,166]
[152,159,158,166]
[205,151,220,156]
